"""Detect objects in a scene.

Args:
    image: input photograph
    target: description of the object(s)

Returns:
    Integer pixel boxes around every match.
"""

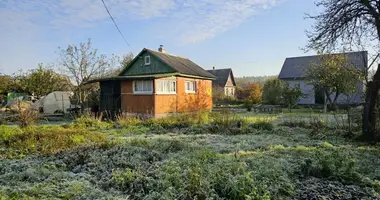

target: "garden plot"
[0,112,379,199]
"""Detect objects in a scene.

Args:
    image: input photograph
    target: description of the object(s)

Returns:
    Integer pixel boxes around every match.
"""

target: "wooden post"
[323,93,327,114]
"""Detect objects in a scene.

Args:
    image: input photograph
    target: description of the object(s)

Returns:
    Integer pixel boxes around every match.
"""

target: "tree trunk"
[362,64,380,141]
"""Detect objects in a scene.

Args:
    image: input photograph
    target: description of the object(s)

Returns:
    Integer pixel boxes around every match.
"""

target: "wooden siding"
[176,77,213,112]
[120,80,154,114]
[121,51,175,76]
[154,77,177,114]
[120,77,212,117]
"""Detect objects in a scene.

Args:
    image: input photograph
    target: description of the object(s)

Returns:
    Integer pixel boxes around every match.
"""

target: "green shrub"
[299,149,361,183]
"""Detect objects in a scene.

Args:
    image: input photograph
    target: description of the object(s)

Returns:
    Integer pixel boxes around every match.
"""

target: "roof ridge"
[286,51,367,60]
[146,48,189,59]
[206,68,231,71]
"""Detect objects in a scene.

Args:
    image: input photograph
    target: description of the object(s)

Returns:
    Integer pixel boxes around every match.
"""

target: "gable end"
[119,49,176,76]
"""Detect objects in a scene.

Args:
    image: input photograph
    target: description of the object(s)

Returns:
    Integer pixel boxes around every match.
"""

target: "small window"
[185,81,196,93]
[156,80,176,94]
[144,56,151,65]
[133,80,153,94]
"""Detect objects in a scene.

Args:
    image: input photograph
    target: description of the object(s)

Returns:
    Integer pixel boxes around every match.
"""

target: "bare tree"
[109,52,134,76]
[305,0,380,141]
[58,39,112,107]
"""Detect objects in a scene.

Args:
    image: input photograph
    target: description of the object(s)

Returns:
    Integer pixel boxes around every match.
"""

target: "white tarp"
[30,91,72,115]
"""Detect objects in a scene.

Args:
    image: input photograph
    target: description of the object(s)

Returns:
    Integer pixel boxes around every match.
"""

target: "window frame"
[144,56,151,65]
[185,80,196,93]
[133,80,153,94]
[156,79,177,94]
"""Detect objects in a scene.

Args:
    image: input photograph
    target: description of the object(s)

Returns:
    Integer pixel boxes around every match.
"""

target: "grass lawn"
[0,112,379,199]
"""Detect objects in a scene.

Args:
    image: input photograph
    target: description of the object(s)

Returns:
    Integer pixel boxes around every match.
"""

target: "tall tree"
[0,74,13,103]
[58,39,112,106]
[306,0,380,140]
[16,64,72,98]
[212,86,226,102]
[109,52,134,76]
[120,53,134,69]
[248,82,262,104]
[262,78,283,105]
[304,53,364,109]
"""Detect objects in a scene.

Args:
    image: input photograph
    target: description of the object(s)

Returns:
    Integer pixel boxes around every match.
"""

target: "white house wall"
[329,80,364,104]
[284,79,364,105]
[285,80,315,104]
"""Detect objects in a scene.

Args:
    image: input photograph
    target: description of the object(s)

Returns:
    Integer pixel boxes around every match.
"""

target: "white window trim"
[144,56,151,65]
[133,80,153,94]
[156,80,177,95]
[185,80,197,93]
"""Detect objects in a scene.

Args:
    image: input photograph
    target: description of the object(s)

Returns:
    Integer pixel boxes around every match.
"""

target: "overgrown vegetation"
[1,110,379,199]
[0,125,107,158]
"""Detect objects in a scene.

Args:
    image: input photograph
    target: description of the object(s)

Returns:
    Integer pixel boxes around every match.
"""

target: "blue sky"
[0,0,319,77]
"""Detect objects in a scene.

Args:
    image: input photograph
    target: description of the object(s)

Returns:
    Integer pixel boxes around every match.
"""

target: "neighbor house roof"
[119,48,216,79]
[278,51,368,79]
[206,68,236,87]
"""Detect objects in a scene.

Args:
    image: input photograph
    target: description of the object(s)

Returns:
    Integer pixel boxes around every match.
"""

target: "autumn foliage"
[236,82,262,104]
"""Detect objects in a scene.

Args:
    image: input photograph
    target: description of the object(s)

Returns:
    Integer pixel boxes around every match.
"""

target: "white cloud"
[0,0,279,44]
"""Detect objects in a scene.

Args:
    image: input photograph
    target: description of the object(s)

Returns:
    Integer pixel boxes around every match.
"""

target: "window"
[144,56,151,65]
[156,80,176,94]
[133,80,153,94]
[185,81,196,93]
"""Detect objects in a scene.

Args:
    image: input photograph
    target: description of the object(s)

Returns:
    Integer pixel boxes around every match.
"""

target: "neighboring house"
[278,51,367,105]
[88,45,216,118]
[206,67,236,97]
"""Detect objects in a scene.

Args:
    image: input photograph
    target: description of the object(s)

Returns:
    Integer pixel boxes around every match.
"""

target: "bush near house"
[262,78,283,105]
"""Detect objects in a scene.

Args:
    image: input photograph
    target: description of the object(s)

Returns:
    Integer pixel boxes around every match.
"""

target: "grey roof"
[279,51,368,79]
[206,68,236,87]
[146,49,216,79]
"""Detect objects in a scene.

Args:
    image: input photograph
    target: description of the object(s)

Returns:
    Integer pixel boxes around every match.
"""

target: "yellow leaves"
[305,53,363,95]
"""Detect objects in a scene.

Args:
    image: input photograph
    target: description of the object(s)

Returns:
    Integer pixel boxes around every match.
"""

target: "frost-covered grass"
[0,125,108,159]
[1,112,380,199]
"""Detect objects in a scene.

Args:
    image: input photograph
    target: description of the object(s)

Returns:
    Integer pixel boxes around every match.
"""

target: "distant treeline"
[235,75,278,86]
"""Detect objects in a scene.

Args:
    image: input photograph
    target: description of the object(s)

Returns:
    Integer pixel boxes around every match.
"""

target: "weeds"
[2,108,379,199]
[299,149,361,184]
[1,133,379,199]
[73,114,113,130]
[18,109,39,128]
[115,113,141,128]
[0,125,108,158]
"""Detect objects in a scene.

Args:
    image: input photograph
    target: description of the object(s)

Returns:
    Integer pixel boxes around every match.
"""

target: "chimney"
[158,45,166,53]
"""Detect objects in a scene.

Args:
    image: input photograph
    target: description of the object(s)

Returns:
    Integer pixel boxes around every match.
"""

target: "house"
[278,51,367,105]
[88,45,216,118]
[206,67,236,97]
